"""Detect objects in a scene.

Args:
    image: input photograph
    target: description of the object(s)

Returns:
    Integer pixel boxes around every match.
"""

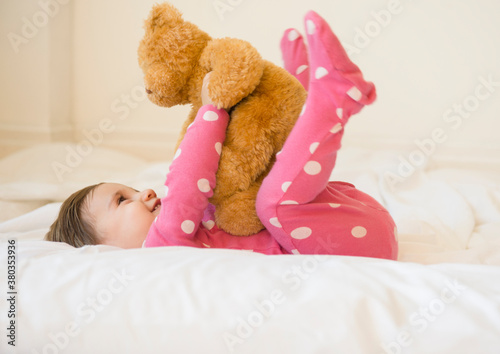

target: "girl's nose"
[140,189,157,201]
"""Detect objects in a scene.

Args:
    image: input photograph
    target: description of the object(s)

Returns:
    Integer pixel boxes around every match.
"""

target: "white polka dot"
[276,150,282,156]
[187,122,194,130]
[309,142,319,154]
[315,67,329,79]
[291,227,312,239]
[215,142,222,155]
[300,104,307,116]
[203,110,219,121]
[304,161,321,175]
[197,178,211,193]
[330,123,342,134]
[281,200,298,205]
[347,86,363,101]
[269,217,282,228]
[288,29,300,41]
[336,108,343,119]
[164,185,169,196]
[181,220,195,234]
[296,65,308,75]
[173,148,181,160]
[202,220,215,230]
[202,243,211,248]
[281,181,292,192]
[329,203,341,208]
[154,216,158,223]
[306,20,316,35]
[351,226,367,238]
[291,249,301,255]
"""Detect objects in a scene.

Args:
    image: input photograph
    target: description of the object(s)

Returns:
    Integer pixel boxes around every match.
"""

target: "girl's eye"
[118,196,125,204]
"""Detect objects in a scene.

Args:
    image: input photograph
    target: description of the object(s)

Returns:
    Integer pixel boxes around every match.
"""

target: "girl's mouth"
[152,199,161,213]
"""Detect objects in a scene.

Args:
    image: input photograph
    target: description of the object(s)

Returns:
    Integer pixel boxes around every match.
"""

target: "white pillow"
[0,142,168,200]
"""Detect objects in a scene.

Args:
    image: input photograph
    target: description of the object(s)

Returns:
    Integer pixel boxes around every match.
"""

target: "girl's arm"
[145,74,229,247]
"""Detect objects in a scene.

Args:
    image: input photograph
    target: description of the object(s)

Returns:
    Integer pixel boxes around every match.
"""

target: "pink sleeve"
[144,105,229,247]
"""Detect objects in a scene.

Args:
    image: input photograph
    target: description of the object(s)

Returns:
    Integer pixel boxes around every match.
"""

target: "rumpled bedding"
[1,143,499,354]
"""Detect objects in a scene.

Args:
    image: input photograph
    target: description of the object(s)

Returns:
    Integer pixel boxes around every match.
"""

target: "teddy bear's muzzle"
[145,88,153,94]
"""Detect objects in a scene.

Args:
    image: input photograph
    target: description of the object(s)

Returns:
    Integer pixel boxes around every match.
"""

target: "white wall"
[1,0,500,165]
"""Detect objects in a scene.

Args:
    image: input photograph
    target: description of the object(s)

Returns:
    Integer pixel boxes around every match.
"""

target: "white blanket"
[1,143,500,354]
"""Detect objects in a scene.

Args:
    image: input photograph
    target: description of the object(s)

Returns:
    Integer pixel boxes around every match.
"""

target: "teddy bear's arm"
[200,38,265,110]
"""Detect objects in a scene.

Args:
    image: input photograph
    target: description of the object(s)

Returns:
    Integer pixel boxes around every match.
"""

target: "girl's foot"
[303,10,376,122]
[280,28,310,90]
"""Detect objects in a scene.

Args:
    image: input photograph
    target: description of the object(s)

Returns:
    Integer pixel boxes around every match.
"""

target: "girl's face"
[87,183,161,248]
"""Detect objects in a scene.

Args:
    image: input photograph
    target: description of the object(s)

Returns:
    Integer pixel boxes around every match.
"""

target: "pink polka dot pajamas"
[144,11,398,260]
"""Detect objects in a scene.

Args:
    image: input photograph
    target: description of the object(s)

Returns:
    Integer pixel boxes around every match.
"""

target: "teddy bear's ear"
[146,2,183,30]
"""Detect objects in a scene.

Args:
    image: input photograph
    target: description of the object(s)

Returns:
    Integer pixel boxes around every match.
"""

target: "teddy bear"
[138,2,307,236]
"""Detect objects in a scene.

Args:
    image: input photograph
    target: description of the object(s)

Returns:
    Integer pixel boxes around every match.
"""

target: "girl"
[46,11,398,260]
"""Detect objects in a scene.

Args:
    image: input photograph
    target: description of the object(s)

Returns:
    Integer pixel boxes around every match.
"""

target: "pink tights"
[256,11,398,259]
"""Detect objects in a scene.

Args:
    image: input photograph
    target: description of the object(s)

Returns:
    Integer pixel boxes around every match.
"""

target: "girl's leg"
[257,11,397,259]
[261,10,376,210]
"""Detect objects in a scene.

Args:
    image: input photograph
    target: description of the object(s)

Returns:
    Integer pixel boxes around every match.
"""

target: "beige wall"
[0,0,73,156]
[1,0,500,164]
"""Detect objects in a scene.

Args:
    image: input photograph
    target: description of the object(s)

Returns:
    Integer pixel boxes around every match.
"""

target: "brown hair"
[45,183,103,247]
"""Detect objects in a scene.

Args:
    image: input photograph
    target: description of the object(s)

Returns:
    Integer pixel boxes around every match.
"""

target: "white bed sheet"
[1,143,500,354]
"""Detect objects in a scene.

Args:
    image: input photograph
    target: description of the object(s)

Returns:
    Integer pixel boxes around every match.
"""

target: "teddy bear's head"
[138,3,211,107]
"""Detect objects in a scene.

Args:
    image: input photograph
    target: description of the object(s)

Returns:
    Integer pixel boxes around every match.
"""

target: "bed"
[1,143,500,354]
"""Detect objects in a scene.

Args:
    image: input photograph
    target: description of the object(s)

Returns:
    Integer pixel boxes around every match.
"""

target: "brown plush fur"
[138,2,307,236]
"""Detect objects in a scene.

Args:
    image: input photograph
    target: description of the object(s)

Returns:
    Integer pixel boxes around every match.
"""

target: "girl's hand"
[201,72,215,107]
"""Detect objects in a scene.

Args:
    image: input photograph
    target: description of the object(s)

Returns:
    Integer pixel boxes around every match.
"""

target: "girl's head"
[45,183,161,249]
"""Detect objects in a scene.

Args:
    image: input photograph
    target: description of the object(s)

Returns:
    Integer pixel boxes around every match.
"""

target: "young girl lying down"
[46,11,398,259]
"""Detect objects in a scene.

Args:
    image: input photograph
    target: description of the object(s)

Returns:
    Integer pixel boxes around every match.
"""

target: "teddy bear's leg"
[213,181,264,236]
[280,29,310,90]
